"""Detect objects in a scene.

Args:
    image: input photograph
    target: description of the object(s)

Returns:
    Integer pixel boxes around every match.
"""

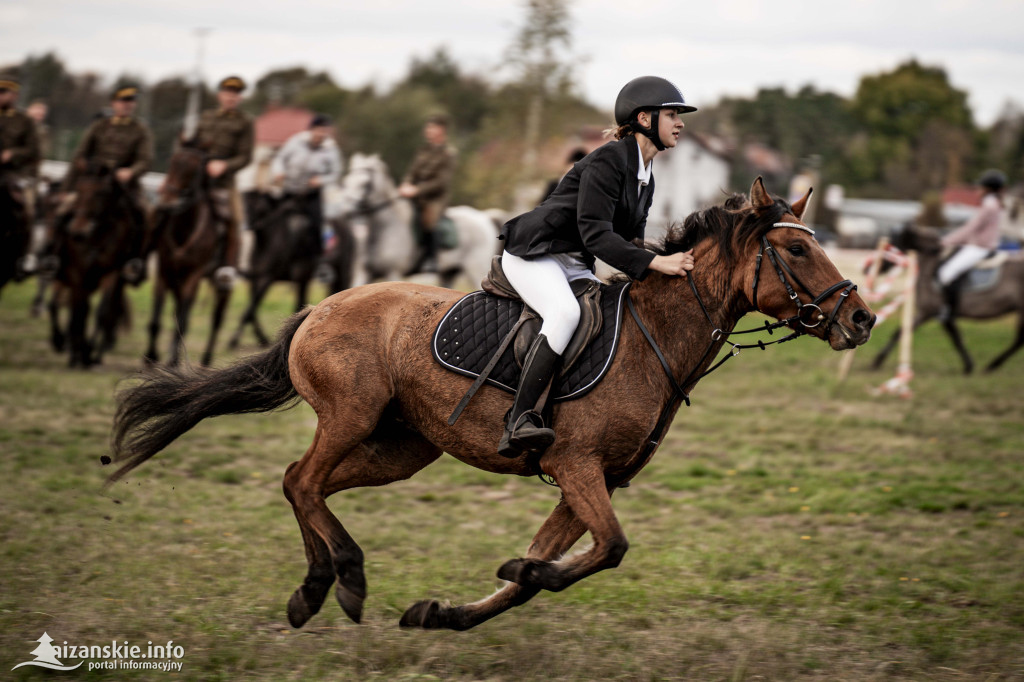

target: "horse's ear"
[750,176,773,211]
[790,186,813,219]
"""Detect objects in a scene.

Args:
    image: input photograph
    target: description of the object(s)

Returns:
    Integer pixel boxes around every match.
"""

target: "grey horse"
[335,153,498,289]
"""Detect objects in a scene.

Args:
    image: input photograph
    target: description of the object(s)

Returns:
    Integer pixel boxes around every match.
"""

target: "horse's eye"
[788,244,805,257]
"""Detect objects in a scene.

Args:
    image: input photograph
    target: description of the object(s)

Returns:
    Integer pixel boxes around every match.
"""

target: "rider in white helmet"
[496,76,698,457]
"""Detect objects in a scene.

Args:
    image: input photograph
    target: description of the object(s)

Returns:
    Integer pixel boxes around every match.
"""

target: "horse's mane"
[651,192,795,269]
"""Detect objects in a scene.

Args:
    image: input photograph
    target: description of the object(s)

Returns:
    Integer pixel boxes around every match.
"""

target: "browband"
[772,221,815,235]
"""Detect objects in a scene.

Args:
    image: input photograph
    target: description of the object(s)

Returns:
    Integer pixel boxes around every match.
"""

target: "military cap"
[425,113,449,128]
[0,75,20,92]
[112,85,139,101]
[218,76,247,92]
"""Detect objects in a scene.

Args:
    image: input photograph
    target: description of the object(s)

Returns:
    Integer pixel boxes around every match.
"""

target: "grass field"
[1,273,1022,681]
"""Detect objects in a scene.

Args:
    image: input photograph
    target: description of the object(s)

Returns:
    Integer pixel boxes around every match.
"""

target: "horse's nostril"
[852,308,875,330]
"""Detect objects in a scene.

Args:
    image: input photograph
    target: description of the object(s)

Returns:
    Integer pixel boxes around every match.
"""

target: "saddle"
[434,256,632,424]
[942,247,1008,294]
[480,256,605,374]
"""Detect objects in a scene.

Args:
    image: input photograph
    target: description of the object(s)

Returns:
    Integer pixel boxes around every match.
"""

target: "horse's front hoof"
[400,599,448,628]
[334,583,364,624]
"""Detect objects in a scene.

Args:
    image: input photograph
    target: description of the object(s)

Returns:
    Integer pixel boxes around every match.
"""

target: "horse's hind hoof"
[399,599,447,629]
[286,585,328,629]
[497,557,542,587]
[334,583,364,624]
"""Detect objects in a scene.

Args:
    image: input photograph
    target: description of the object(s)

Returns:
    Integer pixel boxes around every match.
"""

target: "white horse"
[335,153,499,289]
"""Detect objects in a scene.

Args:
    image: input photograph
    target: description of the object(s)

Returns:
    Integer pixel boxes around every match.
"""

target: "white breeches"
[500,250,600,354]
[937,244,990,285]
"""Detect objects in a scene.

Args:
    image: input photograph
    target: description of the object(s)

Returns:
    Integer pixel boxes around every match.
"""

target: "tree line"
[4,50,1021,209]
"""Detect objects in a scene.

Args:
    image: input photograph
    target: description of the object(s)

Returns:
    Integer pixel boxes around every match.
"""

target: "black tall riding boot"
[939,278,962,322]
[497,334,561,458]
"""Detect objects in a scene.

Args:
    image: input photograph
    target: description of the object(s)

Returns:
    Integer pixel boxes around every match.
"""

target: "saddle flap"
[512,279,603,377]
[433,280,631,404]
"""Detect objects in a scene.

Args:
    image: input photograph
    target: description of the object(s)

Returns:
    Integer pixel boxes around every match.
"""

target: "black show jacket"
[500,137,658,280]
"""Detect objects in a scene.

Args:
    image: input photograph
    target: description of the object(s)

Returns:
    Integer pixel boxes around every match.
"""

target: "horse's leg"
[90,271,121,364]
[228,276,268,350]
[169,274,202,367]
[31,269,53,318]
[294,277,309,313]
[285,427,443,628]
[496,459,628,593]
[940,316,974,374]
[985,311,1024,372]
[201,283,231,366]
[401,495,590,630]
[68,290,91,368]
[48,282,66,353]
[145,275,167,365]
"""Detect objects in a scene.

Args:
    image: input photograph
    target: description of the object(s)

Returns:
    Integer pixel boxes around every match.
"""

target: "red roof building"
[254,106,315,148]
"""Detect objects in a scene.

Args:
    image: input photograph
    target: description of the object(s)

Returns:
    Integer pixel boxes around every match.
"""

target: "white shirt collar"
[636,139,653,188]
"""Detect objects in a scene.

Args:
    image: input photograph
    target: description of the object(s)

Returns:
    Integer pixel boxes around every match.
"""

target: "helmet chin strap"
[630,109,665,151]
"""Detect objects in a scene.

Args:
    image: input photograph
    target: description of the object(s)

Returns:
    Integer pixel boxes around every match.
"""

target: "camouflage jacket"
[0,106,41,178]
[402,143,456,206]
[196,108,254,188]
[67,115,153,189]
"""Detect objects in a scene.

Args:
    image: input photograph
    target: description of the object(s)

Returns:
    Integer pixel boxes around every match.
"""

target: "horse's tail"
[107,308,311,484]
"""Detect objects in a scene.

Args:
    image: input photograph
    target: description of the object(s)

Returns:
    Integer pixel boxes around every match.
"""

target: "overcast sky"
[2,0,1022,126]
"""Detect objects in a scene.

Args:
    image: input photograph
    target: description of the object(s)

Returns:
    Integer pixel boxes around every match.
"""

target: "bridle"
[752,222,858,338]
[339,164,395,219]
[625,219,858,475]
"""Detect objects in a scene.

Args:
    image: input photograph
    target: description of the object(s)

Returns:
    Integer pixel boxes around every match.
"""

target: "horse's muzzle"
[830,307,875,350]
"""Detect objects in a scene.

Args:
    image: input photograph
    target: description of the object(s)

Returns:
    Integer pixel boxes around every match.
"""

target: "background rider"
[270,114,343,259]
[397,113,456,274]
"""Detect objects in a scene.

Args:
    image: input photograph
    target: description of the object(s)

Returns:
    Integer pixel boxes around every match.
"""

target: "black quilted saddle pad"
[432,281,632,401]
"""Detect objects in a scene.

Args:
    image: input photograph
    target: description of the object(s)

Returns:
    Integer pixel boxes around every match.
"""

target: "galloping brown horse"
[110,178,875,630]
[51,164,136,367]
[144,144,231,367]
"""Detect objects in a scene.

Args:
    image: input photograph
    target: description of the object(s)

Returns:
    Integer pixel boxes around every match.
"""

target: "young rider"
[496,76,698,457]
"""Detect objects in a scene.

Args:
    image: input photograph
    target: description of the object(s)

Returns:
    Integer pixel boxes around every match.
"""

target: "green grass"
[1,275,1022,681]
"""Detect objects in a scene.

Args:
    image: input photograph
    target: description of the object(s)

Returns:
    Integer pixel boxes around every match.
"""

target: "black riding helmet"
[978,169,1007,191]
[614,76,697,151]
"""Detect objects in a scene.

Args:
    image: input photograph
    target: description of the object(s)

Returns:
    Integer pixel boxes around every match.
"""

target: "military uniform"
[402,141,456,232]
[194,83,254,271]
[65,114,153,191]
[0,105,41,180]
[0,77,42,277]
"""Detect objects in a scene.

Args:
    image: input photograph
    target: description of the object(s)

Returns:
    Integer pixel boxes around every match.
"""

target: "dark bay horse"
[227,191,355,349]
[870,223,1024,373]
[0,170,31,295]
[145,145,231,367]
[50,164,135,367]
[109,178,875,630]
